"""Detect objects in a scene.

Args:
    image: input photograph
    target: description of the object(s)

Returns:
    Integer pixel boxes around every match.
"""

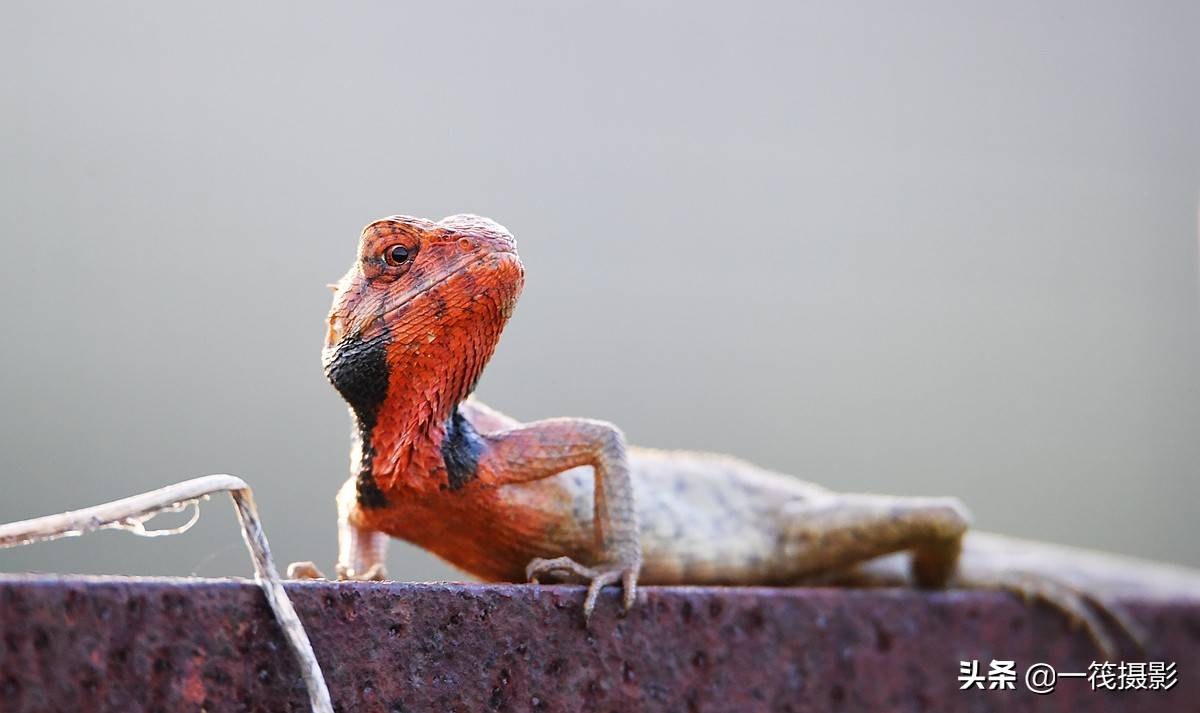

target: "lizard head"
[323,214,524,433]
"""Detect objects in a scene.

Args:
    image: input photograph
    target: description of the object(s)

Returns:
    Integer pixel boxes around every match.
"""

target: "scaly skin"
[289,214,1200,655]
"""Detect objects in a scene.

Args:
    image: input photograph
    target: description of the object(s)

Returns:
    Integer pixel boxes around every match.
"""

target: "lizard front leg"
[287,475,388,581]
[476,418,642,620]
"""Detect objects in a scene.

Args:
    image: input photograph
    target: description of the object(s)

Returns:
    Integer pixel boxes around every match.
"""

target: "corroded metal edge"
[1,576,1196,712]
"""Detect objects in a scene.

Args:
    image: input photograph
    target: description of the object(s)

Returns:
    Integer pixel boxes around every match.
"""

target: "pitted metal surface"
[0,575,1196,712]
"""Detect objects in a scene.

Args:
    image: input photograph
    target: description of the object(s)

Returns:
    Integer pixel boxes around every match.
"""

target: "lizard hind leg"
[777,495,1142,659]
[777,493,971,587]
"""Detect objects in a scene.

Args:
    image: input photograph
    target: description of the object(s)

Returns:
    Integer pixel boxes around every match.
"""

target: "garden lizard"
[289,214,1200,656]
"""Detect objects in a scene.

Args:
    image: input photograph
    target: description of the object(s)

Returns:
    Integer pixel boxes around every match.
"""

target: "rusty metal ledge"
[1,575,1196,713]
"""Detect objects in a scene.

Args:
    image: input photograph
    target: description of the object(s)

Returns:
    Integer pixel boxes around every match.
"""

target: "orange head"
[323,214,524,495]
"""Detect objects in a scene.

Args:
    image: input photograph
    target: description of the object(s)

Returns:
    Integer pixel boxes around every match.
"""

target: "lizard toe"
[620,566,640,614]
[582,568,622,622]
[286,561,326,580]
[526,556,595,583]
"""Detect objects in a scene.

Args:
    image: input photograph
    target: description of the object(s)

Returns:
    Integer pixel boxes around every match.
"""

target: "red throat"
[323,215,524,498]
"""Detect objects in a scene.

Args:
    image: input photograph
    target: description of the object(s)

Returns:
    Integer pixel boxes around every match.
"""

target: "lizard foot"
[526,556,639,622]
[336,562,388,581]
[286,561,326,580]
[958,569,1146,660]
[286,562,388,581]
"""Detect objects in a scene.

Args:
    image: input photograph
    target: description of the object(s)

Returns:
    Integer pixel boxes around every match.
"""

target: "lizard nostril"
[457,238,473,252]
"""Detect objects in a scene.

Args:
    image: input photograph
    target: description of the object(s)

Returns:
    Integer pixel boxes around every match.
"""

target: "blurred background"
[2,2,1197,581]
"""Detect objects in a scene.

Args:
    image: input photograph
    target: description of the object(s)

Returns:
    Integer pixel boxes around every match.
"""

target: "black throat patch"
[325,332,391,508]
[441,406,483,491]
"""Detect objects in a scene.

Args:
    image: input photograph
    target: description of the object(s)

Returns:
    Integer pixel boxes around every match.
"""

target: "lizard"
[289,213,1200,656]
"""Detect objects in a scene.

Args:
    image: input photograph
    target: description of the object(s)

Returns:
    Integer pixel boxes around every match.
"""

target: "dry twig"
[0,474,333,713]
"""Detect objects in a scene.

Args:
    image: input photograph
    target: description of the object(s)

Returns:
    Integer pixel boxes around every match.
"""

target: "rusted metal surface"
[0,575,1196,712]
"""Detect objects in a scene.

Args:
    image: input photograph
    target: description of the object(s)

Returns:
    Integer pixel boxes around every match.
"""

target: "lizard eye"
[384,244,412,266]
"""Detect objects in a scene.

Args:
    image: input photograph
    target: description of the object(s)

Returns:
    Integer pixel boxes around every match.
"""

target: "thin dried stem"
[0,474,333,713]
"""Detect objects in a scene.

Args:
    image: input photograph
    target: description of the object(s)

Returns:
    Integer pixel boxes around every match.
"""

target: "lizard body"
[290,214,1200,654]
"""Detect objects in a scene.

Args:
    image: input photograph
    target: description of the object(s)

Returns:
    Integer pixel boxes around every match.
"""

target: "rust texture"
[1,575,1196,712]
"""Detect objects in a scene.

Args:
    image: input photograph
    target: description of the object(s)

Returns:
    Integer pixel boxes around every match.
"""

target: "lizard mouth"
[327,249,520,347]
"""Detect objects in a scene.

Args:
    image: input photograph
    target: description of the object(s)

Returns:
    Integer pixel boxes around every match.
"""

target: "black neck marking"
[442,406,483,491]
[326,331,391,508]
[354,428,388,508]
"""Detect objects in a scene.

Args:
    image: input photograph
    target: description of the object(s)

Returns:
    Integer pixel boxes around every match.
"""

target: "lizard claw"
[526,556,640,622]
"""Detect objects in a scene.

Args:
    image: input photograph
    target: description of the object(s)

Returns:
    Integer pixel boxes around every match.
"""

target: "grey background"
[2,2,1197,581]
